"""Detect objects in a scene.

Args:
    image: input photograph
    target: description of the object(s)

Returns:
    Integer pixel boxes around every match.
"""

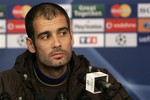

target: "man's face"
[32,15,74,69]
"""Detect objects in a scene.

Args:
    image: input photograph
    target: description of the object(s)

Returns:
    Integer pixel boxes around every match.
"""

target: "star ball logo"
[17,35,26,47]
[115,34,127,46]
[12,5,31,18]
[111,4,131,18]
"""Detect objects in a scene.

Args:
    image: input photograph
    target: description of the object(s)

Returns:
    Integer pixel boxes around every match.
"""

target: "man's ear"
[26,37,35,53]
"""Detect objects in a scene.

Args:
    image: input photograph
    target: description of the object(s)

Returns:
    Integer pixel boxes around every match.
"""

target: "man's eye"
[60,31,67,36]
[41,34,49,39]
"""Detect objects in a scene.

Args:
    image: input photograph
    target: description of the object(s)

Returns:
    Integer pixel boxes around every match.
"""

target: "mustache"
[50,49,67,55]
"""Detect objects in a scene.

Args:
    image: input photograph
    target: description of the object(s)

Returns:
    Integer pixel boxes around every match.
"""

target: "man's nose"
[52,36,61,48]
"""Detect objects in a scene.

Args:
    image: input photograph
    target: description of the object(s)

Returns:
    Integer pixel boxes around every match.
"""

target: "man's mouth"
[51,52,64,59]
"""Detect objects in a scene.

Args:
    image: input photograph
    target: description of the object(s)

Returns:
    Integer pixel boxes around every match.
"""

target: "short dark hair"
[25,2,70,41]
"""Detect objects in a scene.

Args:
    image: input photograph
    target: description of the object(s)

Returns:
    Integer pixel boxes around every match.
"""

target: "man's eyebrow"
[57,27,69,31]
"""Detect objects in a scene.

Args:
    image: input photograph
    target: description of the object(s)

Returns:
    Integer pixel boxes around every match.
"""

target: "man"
[0,2,131,100]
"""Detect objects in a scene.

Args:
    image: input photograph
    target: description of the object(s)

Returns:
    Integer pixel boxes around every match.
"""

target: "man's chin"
[51,62,67,69]
[51,65,67,70]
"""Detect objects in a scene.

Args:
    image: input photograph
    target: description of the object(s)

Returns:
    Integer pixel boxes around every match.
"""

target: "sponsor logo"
[80,36,97,44]
[115,34,127,46]
[105,33,137,47]
[106,19,136,32]
[73,19,104,32]
[138,34,150,46]
[0,34,5,48]
[138,19,150,32]
[144,22,150,29]
[139,34,150,43]
[73,33,104,47]
[59,4,72,18]
[7,20,26,33]
[138,3,150,17]
[12,5,31,18]
[7,34,27,48]
[111,4,131,18]
[0,5,5,18]
[72,4,104,18]
[0,20,6,33]
[17,35,26,47]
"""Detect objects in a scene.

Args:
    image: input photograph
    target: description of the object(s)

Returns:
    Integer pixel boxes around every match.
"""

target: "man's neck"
[34,62,70,86]
[41,65,68,78]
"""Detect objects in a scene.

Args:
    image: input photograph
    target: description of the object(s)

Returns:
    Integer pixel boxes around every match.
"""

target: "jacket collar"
[13,50,35,75]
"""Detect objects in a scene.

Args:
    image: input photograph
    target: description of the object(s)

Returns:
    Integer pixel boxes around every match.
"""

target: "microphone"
[78,72,126,100]
[78,72,113,94]
[55,91,68,100]
[95,78,112,90]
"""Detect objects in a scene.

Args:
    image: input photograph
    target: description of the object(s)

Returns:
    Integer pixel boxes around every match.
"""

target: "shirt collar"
[34,60,70,86]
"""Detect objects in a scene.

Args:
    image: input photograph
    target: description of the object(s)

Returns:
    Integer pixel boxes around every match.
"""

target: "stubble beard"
[38,49,72,70]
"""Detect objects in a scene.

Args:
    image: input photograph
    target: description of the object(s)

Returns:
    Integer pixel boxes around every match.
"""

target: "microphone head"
[95,79,112,90]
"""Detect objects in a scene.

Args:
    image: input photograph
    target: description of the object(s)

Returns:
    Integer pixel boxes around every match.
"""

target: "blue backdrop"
[0,0,150,100]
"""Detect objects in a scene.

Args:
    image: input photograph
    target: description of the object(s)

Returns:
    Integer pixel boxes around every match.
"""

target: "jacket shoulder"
[0,69,22,93]
[0,69,17,79]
